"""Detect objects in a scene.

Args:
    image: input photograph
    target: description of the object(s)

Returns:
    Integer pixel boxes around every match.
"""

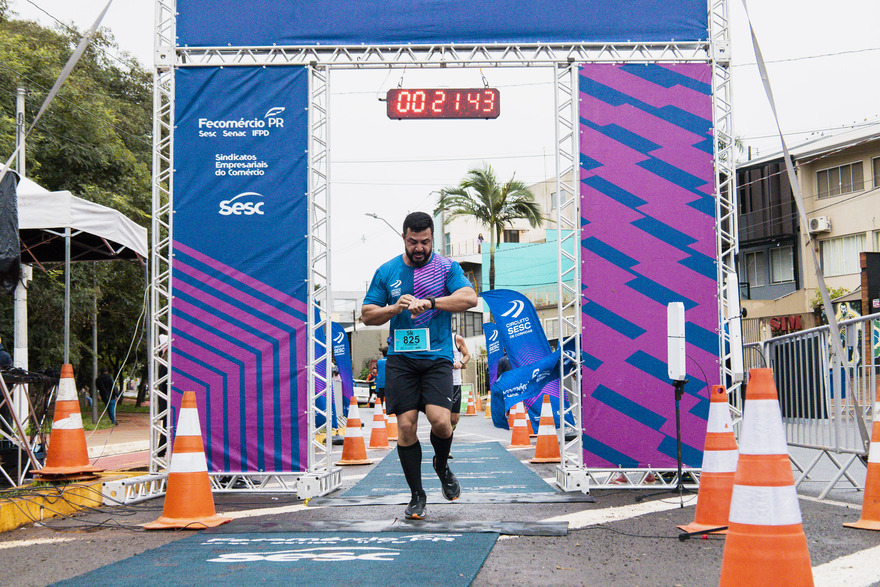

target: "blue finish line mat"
[55,532,497,587]
[341,441,556,498]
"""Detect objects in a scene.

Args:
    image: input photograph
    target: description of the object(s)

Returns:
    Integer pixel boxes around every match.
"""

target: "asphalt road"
[2,413,879,586]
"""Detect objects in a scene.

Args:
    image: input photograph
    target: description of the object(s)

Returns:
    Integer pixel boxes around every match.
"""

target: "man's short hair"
[402,211,433,236]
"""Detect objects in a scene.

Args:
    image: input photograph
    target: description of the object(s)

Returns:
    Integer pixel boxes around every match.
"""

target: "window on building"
[444,232,451,256]
[452,312,483,339]
[874,230,880,252]
[873,157,880,189]
[550,192,558,210]
[743,251,767,287]
[502,229,520,243]
[820,233,866,276]
[769,246,794,283]
[817,162,864,199]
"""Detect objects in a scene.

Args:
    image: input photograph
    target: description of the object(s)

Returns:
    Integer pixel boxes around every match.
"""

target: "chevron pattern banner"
[171,66,309,472]
[579,63,718,469]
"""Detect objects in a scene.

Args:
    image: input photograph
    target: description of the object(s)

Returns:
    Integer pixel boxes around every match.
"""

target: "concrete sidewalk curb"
[87,441,150,459]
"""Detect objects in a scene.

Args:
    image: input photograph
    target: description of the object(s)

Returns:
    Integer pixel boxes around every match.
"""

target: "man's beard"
[406,249,431,268]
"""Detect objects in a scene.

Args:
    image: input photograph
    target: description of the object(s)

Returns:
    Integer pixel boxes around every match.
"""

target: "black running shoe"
[433,456,461,501]
[405,492,427,520]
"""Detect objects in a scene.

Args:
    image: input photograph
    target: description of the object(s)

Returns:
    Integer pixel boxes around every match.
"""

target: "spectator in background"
[96,367,118,425]
[375,348,388,404]
[0,336,12,369]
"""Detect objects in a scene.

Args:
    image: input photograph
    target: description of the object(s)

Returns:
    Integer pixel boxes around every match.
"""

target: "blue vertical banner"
[171,66,309,472]
[483,323,503,385]
[483,322,508,429]
[331,322,354,415]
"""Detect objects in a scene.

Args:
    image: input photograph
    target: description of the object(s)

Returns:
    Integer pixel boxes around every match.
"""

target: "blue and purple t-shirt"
[363,252,472,362]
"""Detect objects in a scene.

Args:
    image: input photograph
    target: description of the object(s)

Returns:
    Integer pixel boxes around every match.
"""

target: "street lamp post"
[365,213,400,236]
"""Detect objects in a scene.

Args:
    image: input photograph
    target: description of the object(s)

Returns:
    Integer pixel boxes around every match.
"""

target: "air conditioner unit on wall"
[809,216,831,233]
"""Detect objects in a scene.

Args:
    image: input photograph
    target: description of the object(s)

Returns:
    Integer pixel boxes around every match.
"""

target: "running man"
[451,330,470,427]
[361,212,478,519]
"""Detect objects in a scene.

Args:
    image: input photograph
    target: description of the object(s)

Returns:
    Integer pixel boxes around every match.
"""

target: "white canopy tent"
[12,172,148,367]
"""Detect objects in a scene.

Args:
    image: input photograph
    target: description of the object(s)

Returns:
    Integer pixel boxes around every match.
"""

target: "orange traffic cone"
[678,385,738,534]
[718,368,813,586]
[530,395,561,463]
[474,388,484,413]
[484,392,491,419]
[386,402,399,441]
[843,389,880,530]
[464,387,477,416]
[336,397,373,465]
[508,402,532,448]
[368,400,390,449]
[508,401,516,428]
[144,391,231,529]
[33,364,103,479]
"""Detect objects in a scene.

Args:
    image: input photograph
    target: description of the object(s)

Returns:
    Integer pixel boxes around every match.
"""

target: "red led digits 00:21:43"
[386,88,500,119]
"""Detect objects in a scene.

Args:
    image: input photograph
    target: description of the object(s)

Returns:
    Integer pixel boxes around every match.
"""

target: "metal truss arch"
[149,0,730,497]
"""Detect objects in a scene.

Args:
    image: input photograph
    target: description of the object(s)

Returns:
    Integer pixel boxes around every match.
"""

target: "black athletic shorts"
[385,354,453,415]
[451,385,462,415]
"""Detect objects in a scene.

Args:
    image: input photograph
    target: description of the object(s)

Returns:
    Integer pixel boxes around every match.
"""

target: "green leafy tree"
[0,9,151,395]
[435,164,543,290]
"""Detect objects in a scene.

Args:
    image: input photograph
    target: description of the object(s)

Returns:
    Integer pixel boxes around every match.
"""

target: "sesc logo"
[390,280,402,288]
[487,330,498,342]
[501,299,525,319]
[333,332,345,344]
[219,192,265,216]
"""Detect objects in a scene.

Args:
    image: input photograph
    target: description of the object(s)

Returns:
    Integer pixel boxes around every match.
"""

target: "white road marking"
[813,544,880,587]
[223,503,314,519]
[543,498,685,530]
[0,537,76,550]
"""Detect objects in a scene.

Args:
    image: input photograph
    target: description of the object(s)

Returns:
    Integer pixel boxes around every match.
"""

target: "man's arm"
[409,285,478,316]
[361,294,416,326]
[457,335,470,365]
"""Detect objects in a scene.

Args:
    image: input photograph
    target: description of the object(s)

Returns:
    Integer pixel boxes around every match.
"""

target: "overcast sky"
[9,0,880,291]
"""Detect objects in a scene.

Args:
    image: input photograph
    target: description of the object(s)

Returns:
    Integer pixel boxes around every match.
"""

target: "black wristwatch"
[427,296,436,309]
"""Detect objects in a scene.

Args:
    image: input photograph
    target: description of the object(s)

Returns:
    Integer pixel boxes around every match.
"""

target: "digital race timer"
[386,88,500,120]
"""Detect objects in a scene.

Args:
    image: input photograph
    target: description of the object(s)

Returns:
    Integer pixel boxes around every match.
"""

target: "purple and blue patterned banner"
[171,66,309,472]
[579,63,718,469]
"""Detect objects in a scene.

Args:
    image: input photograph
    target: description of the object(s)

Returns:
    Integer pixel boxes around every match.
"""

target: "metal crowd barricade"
[743,312,879,498]
[0,371,55,487]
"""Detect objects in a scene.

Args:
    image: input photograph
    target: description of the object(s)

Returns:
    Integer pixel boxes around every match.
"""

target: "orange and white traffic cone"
[508,402,532,449]
[484,392,491,419]
[368,400,390,449]
[474,389,484,413]
[508,401,516,428]
[678,385,738,534]
[718,368,813,586]
[530,395,561,463]
[336,397,373,465]
[33,364,103,479]
[464,387,477,416]
[843,389,880,530]
[144,391,230,530]
[387,411,399,442]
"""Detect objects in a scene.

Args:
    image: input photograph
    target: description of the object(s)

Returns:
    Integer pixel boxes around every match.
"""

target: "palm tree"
[435,164,543,290]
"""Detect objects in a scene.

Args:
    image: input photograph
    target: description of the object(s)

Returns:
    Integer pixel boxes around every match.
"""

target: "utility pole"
[12,88,30,424]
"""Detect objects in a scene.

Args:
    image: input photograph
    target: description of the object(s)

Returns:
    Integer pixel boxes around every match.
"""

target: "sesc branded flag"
[494,350,562,412]
[482,289,573,429]
[483,323,504,385]
[331,321,354,417]
[483,322,509,429]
